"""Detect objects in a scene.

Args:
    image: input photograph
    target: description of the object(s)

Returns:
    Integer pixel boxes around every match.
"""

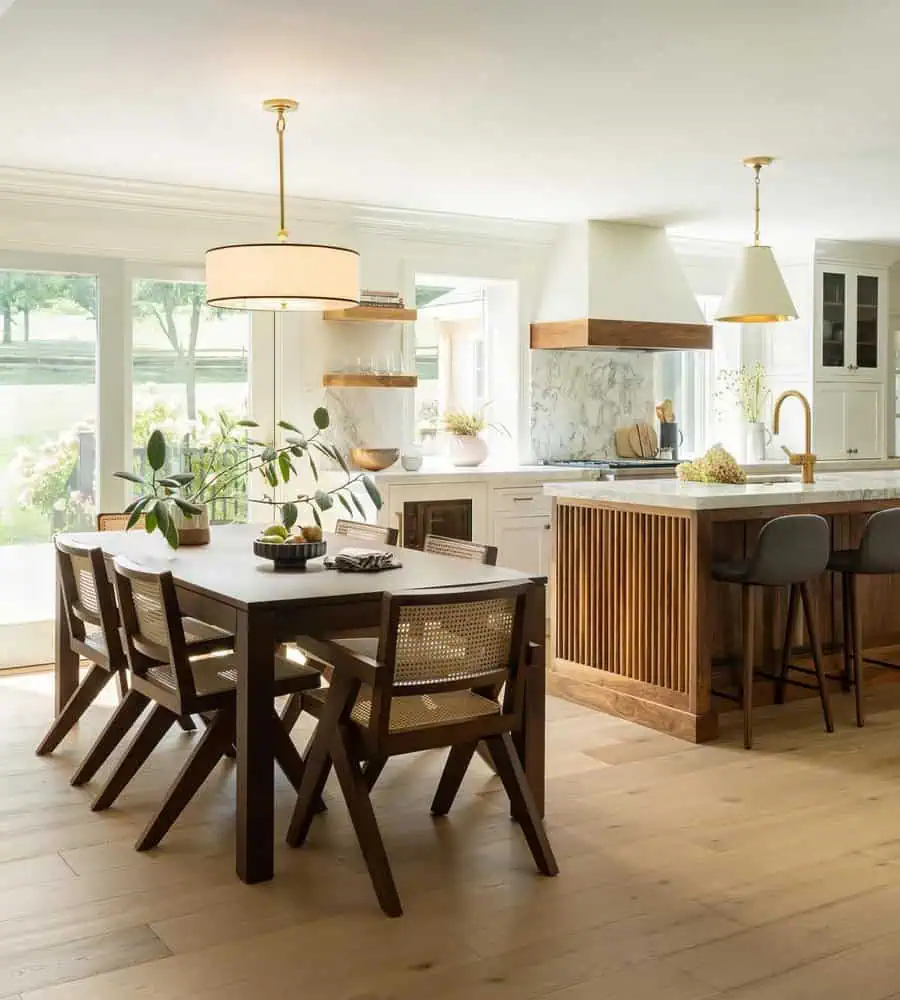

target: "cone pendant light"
[717,157,797,323]
[206,99,360,312]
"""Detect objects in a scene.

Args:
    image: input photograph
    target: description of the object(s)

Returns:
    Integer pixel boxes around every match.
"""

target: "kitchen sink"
[745,474,802,484]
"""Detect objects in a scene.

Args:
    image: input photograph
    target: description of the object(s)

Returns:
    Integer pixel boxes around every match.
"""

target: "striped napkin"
[324,547,402,572]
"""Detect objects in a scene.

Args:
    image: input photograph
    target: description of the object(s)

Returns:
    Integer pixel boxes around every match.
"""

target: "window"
[131,279,251,522]
[0,270,98,655]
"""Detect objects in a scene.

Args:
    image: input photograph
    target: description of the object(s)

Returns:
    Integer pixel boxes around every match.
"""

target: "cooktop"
[542,458,681,469]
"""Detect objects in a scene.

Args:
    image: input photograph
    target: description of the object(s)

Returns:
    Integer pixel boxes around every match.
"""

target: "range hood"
[531,221,712,351]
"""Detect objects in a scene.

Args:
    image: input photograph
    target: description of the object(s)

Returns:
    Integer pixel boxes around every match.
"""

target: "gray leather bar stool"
[828,507,900,728]
[712,514,833,749]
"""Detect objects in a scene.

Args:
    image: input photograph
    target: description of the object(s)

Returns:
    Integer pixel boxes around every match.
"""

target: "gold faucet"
[772,390,816,484]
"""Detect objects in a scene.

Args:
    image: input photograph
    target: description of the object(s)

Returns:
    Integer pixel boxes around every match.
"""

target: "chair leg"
[35,664,114,756]
[431,742,477,816]
[800,581,834,734]
[362,756,387,792]
[485,733,558,877]
[774,584,799,705]
[742,585,755,750]
[330,725,402,917]
[116,668,129,701]
[840,574,853,692]
[200,711,235,757]
[71,689,150,787]
[272,710,307,792]
[475,742,498,774]
[849,573,865,727]
[92,705,177,811]
[136,706,236,851]
[280,693,304,733]
[177,715,197,733]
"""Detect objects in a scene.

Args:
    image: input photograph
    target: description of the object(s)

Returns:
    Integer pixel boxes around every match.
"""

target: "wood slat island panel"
[547,475,900,742]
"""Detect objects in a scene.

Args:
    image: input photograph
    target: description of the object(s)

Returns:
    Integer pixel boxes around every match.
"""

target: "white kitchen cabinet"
[815,263,888,382]
[813,383,884,459]
[494,513,552,578]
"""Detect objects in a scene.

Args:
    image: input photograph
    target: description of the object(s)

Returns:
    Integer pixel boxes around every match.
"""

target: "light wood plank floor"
[5,669,900,999]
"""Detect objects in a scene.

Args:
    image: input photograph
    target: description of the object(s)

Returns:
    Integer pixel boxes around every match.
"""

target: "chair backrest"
[423,533,498,566]
[97,512,144,532]
[55,537,122,657]
[364,582,530,741]
[747,514,830,585]
[334,518,399,546]
[857,508,900,574]
[111,556,195,701]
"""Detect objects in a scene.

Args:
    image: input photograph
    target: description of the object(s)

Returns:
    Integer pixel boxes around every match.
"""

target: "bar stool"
[712,514,833,749]
[828,507,900,728]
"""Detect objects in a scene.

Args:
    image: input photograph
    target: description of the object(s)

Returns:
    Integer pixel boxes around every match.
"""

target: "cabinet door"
[819,270,848,372]
[494,514,551,578]
[845,385,883,459]
[851,270,886,379]
[813,384,847,459]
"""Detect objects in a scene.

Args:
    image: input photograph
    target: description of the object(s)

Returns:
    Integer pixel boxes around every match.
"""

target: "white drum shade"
[717,245,798,323]
[205,243,360,311]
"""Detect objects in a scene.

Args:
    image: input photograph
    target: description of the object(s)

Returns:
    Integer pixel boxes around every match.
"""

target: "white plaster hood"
[531,221,712,350]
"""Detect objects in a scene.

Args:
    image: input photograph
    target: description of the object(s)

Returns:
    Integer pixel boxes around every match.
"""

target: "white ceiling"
[2,0,900,243]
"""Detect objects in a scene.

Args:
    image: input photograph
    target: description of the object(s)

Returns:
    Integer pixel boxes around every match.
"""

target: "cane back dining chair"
[334,518,399,546]
[423,533,498,566]
[89,556,320,852]
[285,581,558,917]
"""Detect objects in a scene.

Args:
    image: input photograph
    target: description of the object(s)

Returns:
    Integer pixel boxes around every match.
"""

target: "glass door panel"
[821,271,846,369]
[856,274,879,370]
[131,279,251,523]
[0,270,97,667]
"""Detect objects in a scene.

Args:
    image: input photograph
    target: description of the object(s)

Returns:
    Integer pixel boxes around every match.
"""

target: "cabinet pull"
[513,496,535,503]
[544,522,551,531]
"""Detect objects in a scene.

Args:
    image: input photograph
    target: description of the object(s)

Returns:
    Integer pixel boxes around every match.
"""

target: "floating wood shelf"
[322,373,418,389]
[322,306,418,322]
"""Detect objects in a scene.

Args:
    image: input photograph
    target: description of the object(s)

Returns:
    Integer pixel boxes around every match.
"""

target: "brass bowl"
[350,447,400,472]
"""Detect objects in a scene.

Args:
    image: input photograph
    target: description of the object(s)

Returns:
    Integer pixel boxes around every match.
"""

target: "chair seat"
[304,685,499,732]
[139,652,320,710]
[712,559,753,584]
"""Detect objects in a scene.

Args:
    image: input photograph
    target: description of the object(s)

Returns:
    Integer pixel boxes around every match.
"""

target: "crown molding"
[0,166,559,250]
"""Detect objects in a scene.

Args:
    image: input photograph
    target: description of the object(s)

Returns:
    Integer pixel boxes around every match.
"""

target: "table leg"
[516,582,546,817]
[54,577,79,715]
[235,607,276,884]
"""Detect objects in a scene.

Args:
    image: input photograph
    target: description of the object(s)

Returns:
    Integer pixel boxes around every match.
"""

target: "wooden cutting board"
[615,427,638,458]
[627,422,658,458]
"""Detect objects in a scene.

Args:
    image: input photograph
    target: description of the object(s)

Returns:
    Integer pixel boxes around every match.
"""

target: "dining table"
[53,523,548,884]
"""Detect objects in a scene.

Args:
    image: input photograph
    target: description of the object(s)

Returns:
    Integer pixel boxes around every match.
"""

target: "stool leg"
[840,574,853,692]
[742,585,755,750]
[775,584,799,705]
[799,582,834,734]
[849,573,864,727]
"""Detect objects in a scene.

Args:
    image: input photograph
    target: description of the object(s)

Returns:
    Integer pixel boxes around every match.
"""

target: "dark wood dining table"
[54,524,547,884]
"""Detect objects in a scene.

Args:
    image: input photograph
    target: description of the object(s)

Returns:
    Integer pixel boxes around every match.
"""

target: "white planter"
[745,421,771,463]
[448,434,489,468]
[172,503,210,546]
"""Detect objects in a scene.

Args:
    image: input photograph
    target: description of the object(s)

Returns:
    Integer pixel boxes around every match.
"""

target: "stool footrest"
[863,655,900,672]
[711,689,742,704]
[755,668,827,693]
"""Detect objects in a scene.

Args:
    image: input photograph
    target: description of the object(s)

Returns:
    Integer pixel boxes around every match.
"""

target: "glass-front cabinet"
[816,264,887,380]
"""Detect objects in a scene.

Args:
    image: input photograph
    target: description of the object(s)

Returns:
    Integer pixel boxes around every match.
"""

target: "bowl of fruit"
[253,523,326,570]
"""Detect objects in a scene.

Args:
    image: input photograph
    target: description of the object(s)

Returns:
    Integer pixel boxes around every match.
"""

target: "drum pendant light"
[206,99,360,312]
[717,157,797,323]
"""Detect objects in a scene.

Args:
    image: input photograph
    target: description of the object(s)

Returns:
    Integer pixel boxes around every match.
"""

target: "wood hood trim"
[530,318,712,351]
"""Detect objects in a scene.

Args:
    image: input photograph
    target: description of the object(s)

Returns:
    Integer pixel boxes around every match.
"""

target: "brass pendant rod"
[752,163,761,246]
[275,109,288,242]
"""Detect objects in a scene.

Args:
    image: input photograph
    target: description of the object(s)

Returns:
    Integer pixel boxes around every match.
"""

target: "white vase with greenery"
[442,407,507,468]
[714,363,771,463]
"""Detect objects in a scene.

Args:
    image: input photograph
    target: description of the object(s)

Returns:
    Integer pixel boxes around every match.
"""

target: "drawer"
[492,487,552,516]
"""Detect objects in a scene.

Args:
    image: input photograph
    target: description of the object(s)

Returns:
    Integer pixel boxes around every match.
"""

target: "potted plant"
[442,406,508,468]
[116,407,382,549]
[714,363,771,463]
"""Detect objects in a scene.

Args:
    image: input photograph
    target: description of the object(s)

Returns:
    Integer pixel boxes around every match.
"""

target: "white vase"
[745,421,771,464]
[172,503,210,546]
[448,434,489,467]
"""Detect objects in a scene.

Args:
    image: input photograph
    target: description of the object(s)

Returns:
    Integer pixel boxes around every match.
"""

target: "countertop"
[544,471,900,511]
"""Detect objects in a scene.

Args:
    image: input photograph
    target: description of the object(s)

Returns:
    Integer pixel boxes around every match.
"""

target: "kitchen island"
[545,473,900,742]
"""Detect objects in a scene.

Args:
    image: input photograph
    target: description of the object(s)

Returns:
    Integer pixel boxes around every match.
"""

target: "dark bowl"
[253,538,326,570]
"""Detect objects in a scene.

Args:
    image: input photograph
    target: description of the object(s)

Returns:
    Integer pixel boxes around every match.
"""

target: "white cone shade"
[716,245,798,323]
[205,242,360,311]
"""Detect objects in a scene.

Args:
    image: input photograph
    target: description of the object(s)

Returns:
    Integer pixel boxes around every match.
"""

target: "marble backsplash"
[530,350,656,461]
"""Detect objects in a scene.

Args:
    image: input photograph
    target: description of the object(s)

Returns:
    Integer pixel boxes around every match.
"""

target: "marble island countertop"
[544,471,900,511]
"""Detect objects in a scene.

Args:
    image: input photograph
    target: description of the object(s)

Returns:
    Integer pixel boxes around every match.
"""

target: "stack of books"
[359,289,405,309]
